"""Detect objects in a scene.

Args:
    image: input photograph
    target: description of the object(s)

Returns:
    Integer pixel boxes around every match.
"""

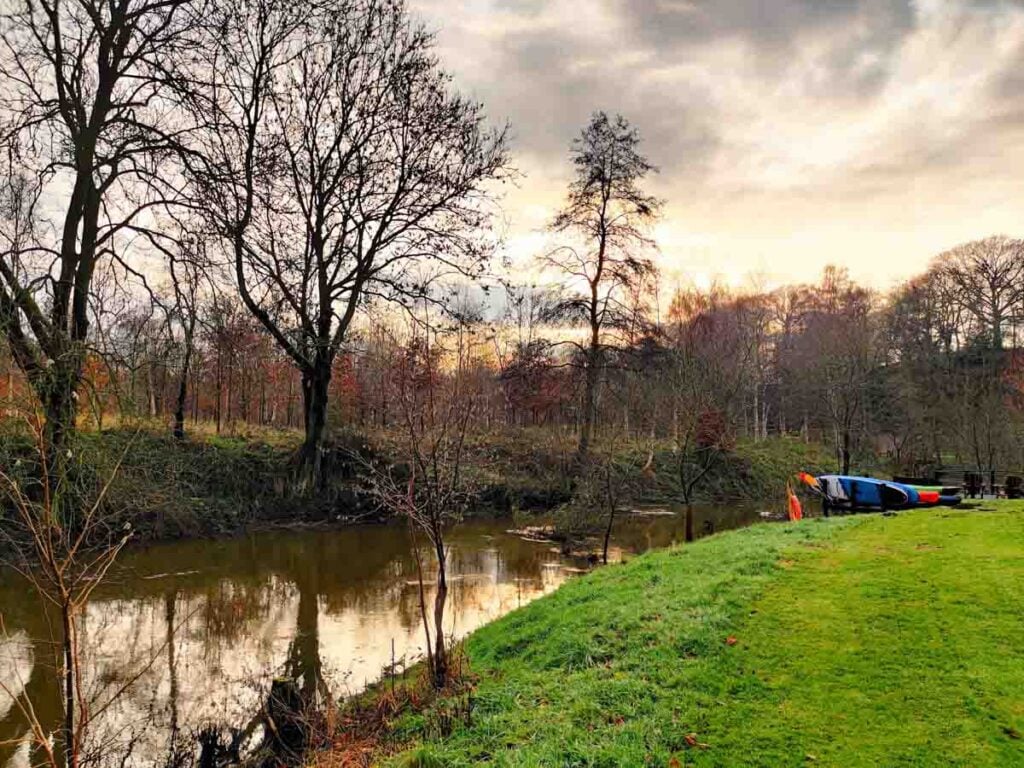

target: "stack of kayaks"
[799,474,962,513]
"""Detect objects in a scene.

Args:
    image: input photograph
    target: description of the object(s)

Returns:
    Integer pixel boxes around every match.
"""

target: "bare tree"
[167,232,210,439]
[195,0,508,489]
[0,0,203,462]
[883,274,962,470]
[492,284,558,427]
[935,236,1024,351]
[362,319,482,689]
[664,287,754,535]
[555,437,640,565]
[771,283,822,438]
[544,112,660,462]
[802,268,883,475]
[0,415,133,768]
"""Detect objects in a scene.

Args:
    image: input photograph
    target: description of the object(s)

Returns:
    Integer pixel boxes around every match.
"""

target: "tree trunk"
[43,379,76,464]
[432,554,448,690]
[602,506,615,565]
[841,429,851,475]
[602,468,616,565]
[192,365,200,424]
[684,504,695,544]
[430,528,450,692]
[39,354,82,479]
[173,326,195,440]
[296,364,331,491]
[146,361,157,418]
[225,361,233,428]
[214,354,223,434]
[752,386,760,441]
[285,376,294,428]
[679,457,692,507]
[578,346,600,461]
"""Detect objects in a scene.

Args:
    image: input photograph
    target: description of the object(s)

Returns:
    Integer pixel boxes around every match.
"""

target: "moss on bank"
[1,422,845,544]
[0,423,368,542]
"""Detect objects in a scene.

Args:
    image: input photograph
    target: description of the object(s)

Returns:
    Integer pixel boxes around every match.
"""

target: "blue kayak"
[811,475,961,512]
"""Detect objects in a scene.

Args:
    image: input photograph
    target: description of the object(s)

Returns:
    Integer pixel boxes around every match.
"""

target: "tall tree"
[0,0,202,460]
[883,274,961,470]
[197,0,508,489]
[167,233,208,439]
[545,112,660,461]
[803,268,882,475]
[664,287,753,529]
[935,236,1024,351]
[362,321,482,689]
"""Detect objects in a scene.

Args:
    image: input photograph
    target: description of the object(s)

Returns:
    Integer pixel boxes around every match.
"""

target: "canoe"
[907,485,963,507]
[808,475,962,512]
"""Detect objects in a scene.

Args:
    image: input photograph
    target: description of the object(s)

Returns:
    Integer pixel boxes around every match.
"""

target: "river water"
[0,505,764,765]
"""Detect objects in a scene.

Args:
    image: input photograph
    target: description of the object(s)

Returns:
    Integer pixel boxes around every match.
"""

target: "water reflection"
[0,506,761,765]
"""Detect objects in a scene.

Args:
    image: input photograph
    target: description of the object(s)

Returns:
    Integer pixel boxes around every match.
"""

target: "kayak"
[907,485,963,507]
[908,484,962,498]
[801,474,962,512]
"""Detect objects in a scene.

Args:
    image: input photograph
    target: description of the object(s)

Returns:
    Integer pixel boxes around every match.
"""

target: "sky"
[409,0,1024,290]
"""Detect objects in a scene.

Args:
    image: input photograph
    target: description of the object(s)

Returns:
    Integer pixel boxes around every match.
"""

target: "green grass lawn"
[386,504,1024,767]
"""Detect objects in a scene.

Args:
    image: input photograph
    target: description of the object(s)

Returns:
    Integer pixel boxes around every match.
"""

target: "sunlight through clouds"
[411,0,1024,288]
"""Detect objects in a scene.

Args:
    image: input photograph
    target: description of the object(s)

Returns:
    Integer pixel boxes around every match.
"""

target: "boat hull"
[815,475,962,512]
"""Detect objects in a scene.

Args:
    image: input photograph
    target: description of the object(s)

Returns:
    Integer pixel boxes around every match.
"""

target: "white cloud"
[412,0,1024,288]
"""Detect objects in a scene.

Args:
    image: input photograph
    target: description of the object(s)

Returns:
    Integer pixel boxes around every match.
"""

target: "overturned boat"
[799,473,962,513]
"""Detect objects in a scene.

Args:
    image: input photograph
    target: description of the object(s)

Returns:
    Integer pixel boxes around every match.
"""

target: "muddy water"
[0,504,764,765]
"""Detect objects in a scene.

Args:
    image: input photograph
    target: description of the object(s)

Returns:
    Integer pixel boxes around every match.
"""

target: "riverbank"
[0,422,837,545]
[2,505,776,766]
[367,503,1024,767]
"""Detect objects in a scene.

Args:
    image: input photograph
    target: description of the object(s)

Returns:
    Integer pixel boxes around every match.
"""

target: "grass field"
[385,504,1024,767]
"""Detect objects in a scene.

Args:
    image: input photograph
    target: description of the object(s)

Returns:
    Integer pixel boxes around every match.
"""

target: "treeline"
[2,0,1023,490]
[5,237,1024,482]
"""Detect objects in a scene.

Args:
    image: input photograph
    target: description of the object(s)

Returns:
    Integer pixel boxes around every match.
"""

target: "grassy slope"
[378,428,840,510]
[387,505,1024,767]
[647,436,838,503]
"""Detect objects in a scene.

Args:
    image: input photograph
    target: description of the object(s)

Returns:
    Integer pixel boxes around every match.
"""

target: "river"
[0,504,765,765]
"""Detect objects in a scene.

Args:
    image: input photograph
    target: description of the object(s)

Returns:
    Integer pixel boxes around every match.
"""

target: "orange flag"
[787,482,803,522]
[797,472,820,491]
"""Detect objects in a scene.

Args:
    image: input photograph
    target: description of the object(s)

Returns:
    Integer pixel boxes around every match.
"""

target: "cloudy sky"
[410,0,1024,289]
